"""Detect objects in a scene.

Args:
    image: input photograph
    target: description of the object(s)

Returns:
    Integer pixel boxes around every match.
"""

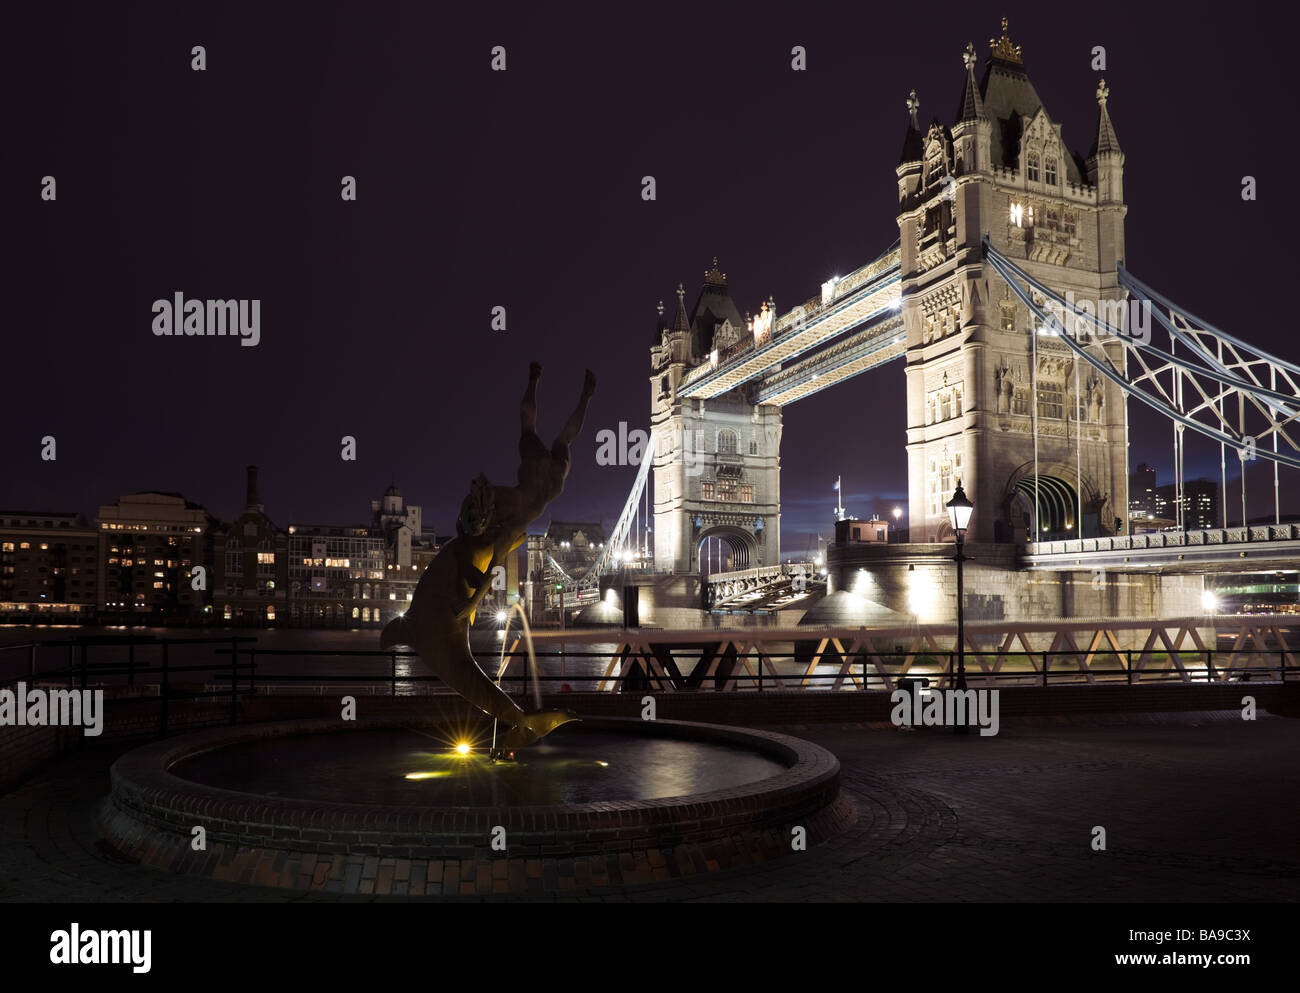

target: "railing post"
[391,651,397,697]
[1126,651,1133,685]
[1206,650,1215,683]
[1042,651,1048,687]
[1282,649,1287,683]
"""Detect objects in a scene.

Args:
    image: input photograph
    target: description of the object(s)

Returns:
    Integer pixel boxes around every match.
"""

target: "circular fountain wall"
[99,716,852,894]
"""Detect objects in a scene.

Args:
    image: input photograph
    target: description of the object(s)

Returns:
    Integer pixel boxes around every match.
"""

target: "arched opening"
[696,526,756,578]
[1012,474,1078,540]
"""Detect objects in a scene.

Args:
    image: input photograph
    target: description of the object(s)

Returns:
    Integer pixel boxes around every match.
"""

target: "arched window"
[1026,153,1040,183]
[718,429,738,454]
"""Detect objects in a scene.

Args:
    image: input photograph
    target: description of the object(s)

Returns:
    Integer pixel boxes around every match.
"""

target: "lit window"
[701,481,715,500]
[740,484,754,504]
[1000,303,1016,332]
[1037,382,1064,419]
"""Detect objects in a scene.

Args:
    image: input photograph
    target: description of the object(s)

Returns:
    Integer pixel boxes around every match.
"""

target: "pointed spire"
[673,283,690,334]
[955,42,986,122]
[1090,78,1122,156]
[899,89,924,165]
[704,257,726,286]
[653,299,667,344]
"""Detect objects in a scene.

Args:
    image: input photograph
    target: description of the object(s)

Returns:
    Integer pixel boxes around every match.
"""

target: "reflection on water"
[173,726,786,806]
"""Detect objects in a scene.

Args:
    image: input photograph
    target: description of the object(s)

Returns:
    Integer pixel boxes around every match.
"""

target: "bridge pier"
[824,541,1204,627]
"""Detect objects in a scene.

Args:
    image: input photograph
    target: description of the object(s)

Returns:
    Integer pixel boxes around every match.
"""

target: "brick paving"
[0,711,1295,902]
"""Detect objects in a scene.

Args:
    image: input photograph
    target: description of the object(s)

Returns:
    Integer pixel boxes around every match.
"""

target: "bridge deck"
[676,248,900,401]
[1024,525,1300,571]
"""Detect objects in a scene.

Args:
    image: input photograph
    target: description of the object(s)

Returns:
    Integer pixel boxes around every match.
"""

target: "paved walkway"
[1,712,1295,901]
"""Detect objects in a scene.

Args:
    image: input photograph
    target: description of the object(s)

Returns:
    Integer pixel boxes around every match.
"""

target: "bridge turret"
[650,265,783,577]
[900,19,1130,546]
[897,89,925,213]
[950,42,990,176]
[1087,79,1126,270]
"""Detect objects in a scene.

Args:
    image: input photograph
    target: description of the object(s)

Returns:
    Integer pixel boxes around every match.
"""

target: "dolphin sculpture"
[381,363,595,751]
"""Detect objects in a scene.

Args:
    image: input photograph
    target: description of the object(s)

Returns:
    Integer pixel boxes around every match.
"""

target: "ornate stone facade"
[650,267,782,574]
[898,23,1129,543]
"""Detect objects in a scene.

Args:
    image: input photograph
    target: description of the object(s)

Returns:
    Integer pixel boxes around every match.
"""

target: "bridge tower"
[898,21,1129,543]
[649,262,782,574]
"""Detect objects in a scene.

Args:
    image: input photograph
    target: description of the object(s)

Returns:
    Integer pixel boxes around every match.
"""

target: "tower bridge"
[533,20,1300,626]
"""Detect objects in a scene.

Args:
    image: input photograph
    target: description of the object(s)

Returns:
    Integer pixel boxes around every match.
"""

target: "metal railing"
[2,635,1292,739]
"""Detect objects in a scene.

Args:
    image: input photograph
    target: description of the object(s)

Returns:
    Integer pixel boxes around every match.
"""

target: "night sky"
[4,0,1297,548]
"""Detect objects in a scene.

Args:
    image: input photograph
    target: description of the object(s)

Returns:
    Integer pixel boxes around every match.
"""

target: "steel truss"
[985,238,1300,529]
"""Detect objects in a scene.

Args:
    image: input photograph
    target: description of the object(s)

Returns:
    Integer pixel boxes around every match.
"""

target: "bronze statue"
[381,363,595,750]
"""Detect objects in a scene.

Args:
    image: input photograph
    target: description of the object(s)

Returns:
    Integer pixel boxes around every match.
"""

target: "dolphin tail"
[380,613,412,651]
[500,710,580,749]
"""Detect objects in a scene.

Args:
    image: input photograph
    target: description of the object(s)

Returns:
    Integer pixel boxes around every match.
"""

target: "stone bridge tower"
[649,262,782,574]
[898,20,1129,543]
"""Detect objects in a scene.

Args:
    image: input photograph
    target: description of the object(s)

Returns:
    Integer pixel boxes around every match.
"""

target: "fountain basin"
[99,715,853,894]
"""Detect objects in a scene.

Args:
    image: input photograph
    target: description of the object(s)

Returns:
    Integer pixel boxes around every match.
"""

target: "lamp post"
[945,481,974,734]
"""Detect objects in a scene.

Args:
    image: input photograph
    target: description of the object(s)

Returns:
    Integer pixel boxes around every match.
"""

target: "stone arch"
[695,525,757,575]
[1000,460,1098,540]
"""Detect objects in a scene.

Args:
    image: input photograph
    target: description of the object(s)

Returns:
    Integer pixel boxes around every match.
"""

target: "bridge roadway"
[1022,524,1300,573]
[676,244,901,403]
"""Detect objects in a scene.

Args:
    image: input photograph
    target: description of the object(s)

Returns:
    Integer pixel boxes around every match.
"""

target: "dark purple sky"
[4,0,1298,543]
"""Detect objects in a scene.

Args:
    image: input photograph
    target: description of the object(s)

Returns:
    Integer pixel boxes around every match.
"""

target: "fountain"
[97,364,852,894]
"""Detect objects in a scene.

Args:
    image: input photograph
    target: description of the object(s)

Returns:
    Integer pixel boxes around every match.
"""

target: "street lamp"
[945,481,973,734]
